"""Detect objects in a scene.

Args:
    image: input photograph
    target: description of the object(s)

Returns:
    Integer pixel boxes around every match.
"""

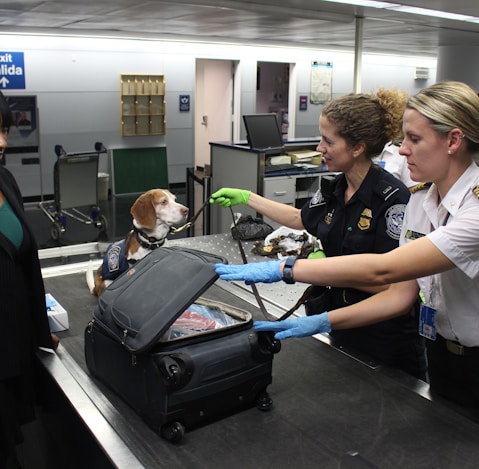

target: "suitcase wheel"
[256,391,273,411]
[160,421,185,443]
[251,332,282,362]
[156,354,193,389]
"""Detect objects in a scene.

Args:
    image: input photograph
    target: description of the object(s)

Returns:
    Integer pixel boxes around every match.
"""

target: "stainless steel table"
[38,235,479,469]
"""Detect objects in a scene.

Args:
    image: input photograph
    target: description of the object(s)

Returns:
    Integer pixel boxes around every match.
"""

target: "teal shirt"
[0,196,24,249]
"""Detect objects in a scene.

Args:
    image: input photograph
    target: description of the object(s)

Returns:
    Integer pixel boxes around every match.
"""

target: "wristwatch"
[282,256,296,284]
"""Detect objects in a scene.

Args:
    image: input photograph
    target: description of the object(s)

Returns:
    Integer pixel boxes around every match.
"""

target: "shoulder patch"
[385,204,405,240]
[473,185,479,199]
[102,240,129,280]
[410,182,432,194]
[308,188,325,207]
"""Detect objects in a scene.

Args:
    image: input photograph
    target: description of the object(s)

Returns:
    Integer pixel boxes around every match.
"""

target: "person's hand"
[307,249,326,259]
[209,188,251,207]
[254,313,331,340]
[215,260,283,285]
[51,334,60,350]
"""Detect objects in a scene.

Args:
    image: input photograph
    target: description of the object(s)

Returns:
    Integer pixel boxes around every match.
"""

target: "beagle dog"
[86,189,189,297]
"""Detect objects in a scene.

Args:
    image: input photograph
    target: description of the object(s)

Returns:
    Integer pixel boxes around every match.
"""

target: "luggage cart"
[39,142,109,241]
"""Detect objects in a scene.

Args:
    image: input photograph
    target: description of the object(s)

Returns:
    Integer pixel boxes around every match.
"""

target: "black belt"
[436,334,479,357]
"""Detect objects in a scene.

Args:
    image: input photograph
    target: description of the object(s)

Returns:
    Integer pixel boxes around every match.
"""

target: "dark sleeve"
[371,176,410,254]
[0,168,54,350]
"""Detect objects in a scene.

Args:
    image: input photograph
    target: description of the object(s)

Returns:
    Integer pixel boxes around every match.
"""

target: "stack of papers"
[288,149,322,164]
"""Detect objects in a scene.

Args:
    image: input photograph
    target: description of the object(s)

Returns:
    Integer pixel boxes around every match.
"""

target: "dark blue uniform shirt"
[301,164,426,379]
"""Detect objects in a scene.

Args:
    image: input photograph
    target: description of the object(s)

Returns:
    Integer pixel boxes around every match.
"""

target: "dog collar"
[132,226,167,250]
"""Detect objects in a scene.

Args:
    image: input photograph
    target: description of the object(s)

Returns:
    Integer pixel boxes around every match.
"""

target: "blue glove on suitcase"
[254,313,331,340]
[215,260,283,285]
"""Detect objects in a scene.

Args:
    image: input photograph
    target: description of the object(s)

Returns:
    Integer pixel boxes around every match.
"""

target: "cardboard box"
[45,293,69,332]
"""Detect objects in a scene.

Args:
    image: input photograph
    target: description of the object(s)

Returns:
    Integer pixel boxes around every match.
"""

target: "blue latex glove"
[215,260,283,285]
[254,313,331,340]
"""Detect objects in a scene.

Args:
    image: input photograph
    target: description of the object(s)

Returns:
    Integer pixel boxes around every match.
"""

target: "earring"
[448,150,452,154]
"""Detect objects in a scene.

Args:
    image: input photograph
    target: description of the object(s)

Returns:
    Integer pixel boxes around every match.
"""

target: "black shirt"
[302,164,407,257]
[301,164,426,379]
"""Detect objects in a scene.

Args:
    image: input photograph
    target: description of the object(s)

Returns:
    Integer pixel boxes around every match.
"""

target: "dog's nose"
[182,207,189,217]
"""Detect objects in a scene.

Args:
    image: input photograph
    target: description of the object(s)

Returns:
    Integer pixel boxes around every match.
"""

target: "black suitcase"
[84,246,280,442]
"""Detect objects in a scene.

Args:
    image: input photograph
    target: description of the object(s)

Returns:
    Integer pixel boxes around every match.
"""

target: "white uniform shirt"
[400,162,479,346]
[374,143,416,188]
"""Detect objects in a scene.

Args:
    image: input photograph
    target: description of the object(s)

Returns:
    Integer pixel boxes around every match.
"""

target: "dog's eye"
[160,199,168,205]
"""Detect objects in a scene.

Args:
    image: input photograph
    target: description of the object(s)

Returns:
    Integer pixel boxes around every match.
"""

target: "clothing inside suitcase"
[84,247,280,443]
[161,298,247,341]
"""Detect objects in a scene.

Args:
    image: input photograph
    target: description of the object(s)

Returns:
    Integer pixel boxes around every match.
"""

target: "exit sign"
[0,52,26,89]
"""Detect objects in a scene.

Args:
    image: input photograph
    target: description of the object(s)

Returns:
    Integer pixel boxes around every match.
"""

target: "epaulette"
[473,185,479,199]
[410,182,432,194]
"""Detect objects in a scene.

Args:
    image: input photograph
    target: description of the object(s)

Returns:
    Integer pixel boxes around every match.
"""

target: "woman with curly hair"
[210,88,427,379]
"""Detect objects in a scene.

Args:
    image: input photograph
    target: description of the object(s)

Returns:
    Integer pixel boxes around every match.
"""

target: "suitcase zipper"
[87,319,139,366]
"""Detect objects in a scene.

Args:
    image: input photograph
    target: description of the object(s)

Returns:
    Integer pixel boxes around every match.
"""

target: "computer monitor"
[243,113,284,151]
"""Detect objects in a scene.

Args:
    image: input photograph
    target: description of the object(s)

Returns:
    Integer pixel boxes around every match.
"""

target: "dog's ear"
[130,191,157,229]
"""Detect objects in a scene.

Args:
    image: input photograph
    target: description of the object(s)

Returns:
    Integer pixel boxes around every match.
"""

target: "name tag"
[419,303,436,340]
[405,229,425,240]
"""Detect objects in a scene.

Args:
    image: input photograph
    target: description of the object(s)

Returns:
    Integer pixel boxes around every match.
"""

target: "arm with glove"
[215,259,284,285]
[209,187,304,229]
[253,280,420,340]
[255,313,332,340]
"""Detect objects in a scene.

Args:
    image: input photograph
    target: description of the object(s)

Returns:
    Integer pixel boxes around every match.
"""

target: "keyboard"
[264,163,297,173]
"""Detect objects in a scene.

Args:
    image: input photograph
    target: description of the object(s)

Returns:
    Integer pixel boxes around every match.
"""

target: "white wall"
[0,34,437,198]
[436,45,479,88]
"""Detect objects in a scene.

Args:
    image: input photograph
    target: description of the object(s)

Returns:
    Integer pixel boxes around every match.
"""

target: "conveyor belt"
[40,236,479,469]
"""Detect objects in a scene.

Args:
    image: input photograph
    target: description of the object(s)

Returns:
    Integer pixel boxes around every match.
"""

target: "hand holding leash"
[254,313,331,340]
[209,188,251,207]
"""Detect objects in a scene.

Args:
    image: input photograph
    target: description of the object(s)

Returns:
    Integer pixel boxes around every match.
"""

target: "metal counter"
[39,234,479,469]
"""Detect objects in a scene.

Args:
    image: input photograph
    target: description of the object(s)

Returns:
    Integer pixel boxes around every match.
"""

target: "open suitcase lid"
[94,247,228,353]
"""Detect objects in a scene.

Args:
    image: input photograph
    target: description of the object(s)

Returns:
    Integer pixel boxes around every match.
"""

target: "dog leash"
[171,199,276,320]
[229,207,277,321]
[169,199,210,234]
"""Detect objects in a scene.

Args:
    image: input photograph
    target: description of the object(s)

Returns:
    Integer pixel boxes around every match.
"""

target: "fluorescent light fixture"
[388,6,479,23]
[321,0,479,24]
[321,0,400,6]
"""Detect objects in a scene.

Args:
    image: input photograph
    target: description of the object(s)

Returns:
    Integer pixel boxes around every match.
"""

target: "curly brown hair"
[321,87,408,158]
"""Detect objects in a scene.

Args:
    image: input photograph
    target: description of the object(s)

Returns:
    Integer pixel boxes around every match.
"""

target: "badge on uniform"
[419,303,437,340]
[107,244,122,273]
[324,209,334,225]
[357,208,372,230]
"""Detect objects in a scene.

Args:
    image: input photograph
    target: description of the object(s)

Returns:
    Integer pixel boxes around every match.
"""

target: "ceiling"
[2,0,479,57]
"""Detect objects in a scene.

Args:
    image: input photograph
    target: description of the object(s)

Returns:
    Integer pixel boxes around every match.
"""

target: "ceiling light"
[320,0,479,24]
[321,0,400,6]
[387,5,479,23]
